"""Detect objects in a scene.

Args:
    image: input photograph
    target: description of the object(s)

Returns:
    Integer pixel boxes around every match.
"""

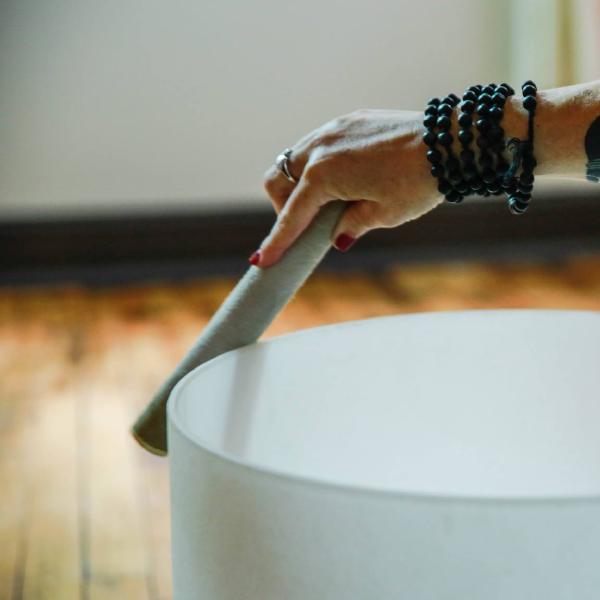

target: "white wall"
[0,0,509,219]
[508,0,600,90]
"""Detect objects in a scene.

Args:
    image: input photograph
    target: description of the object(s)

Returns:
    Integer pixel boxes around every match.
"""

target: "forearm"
[502,79,600,181]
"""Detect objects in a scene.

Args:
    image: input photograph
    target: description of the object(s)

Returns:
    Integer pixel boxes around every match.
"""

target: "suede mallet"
[131,200,347,456]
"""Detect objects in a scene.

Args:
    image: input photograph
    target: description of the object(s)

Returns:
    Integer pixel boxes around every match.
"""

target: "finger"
[330,199,382,251]
[263,164,296,214]
[253,176,333,269]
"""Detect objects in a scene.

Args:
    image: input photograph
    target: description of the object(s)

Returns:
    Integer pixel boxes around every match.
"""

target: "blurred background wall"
[1,0,513,218]
[1,0,598,220]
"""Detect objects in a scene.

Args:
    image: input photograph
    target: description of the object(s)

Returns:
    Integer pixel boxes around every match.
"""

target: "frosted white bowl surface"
[168,309,600,599]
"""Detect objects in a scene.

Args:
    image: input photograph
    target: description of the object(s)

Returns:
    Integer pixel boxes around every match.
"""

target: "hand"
[255,108,443,268]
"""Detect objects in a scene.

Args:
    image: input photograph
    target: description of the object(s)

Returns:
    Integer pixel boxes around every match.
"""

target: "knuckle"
[263,177,275,194]
[263,172,278,193]
[302,162,325,185]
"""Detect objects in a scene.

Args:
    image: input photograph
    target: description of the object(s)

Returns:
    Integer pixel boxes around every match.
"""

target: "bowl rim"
[167,308,600,505]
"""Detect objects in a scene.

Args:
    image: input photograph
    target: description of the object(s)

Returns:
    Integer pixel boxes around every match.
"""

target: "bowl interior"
[170,310,600,499]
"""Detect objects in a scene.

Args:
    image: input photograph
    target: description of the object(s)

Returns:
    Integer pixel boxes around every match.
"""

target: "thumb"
[331,199,380,252]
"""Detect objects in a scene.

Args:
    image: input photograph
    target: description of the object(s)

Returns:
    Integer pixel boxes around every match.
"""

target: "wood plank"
[81,301,150,600]
[21,376,80,600]
[0,255,598,599]
[0,318,81,600]
[0,325,28,600]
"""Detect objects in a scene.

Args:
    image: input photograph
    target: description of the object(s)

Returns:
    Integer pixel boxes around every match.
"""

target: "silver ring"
[275,147,298,184]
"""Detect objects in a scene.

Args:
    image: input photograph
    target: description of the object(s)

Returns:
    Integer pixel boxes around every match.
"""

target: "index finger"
[253,175,334,269]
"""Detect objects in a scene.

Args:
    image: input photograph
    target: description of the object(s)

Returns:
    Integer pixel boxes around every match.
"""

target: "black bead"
[458,112,472,127]
[476,135,489,149]
[523,96,537,112]
[442,97,457,108]
[476,103,490,116]
[522,80,537,90]
[477,93,493,104]
[458,129,474,144]
[448,169,463,184]
[437,178,452,194]
[424,105,438,116]
[476,118,490,132]
[508,196,528,214]
[423,130,437,146]
[437,103,453,116]
[456,181,471,195]
[482,167,496,183]
[436,115,451,130]
[522,154,537,170]
[448,93,461,105]
[460,149,475,162]
[500,83,515,95]
[463,91,477,102]
[520,171,535,184]
[517,191,532,201]
[488,125,502,140]
[431,164,444,178]
[427,97,441,106]
[482,86,495,96]
[470,176,484,191]
[479,151,493,168]
[469,84,483,93]
[424,114,437,128]
[460,100,475,115]
[463,164,478,180]
[491,139,505,153]
[487,183,501,194]
[427,149,442,164]
[489,105,503,120]
[445,189,463,203]
[522,84,537,97]
[491,92,506,106]
[518,182,534,193]
[496,159,509,175]
[446,157,461,171]
[437,131,453,146]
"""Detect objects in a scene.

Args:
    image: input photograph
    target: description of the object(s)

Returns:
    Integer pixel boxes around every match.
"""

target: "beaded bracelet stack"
[423,80,538,214]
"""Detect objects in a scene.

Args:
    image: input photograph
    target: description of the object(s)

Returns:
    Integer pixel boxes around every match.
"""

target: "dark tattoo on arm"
[585,115,600,182]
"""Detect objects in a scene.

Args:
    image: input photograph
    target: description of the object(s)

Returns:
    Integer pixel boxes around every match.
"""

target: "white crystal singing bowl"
[167,309,600,600]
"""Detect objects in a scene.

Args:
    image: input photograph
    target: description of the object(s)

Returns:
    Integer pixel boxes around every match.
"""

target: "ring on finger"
[275,147,299,184]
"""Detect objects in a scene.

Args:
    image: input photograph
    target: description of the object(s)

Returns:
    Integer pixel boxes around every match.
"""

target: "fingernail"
[248,250,261,266]
[334,233,356,252]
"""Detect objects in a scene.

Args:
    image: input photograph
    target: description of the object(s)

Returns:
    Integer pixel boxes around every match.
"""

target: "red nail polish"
[334,233,356,252]
[248,250,261,265]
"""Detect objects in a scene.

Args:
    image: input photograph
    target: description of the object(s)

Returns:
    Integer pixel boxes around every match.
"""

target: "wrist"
[502,81,600,180]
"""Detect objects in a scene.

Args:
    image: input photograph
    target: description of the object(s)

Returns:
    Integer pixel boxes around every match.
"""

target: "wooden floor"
[1,254,599,600]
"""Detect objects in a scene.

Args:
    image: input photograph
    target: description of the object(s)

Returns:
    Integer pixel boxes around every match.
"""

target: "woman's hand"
[255,108,442,268]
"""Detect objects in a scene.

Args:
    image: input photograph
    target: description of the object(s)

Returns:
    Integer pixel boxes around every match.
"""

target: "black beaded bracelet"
[423,93,463,203]
[503,80,538,214]
[423,80,538,214]
[457,85,483,195]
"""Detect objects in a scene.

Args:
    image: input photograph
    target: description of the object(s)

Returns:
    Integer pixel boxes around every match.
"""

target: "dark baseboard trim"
[1,194,599,287]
